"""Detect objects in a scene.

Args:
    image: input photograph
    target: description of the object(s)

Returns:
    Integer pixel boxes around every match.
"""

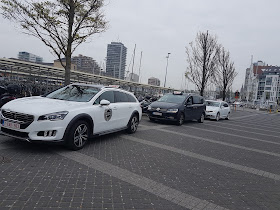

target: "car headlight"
[38,111,69,121]
[166,109,178,113]
[147,105,152,110]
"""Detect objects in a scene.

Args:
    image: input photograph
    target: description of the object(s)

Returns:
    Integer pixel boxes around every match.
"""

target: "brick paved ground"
[0,110,280,209]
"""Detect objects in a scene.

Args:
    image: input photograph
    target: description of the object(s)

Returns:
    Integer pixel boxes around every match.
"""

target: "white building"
[244,61,265,102]
[18,51,43,63]
[148,77,160,86]
[126,73,139,82]
[256,67,280,104]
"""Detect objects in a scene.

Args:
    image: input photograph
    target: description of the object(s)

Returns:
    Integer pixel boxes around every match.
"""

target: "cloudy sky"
[1,0,280,91]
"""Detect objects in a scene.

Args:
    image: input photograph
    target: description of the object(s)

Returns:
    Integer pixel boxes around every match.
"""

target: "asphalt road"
[0,110,280,210]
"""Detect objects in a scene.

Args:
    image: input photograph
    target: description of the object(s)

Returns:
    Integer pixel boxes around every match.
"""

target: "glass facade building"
[106,42,127,80]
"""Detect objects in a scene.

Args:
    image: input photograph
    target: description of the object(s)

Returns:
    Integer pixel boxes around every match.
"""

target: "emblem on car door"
[104,109,112,121]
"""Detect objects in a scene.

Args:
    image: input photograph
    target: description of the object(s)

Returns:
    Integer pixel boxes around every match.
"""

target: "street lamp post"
[164,53,171,87]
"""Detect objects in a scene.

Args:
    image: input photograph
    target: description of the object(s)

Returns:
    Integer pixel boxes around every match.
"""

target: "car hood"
[150,101,180,109]
[206,106,220,112]
[1,96,86,116]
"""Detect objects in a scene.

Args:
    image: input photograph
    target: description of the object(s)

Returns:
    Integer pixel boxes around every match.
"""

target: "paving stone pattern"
[0,110,280,209]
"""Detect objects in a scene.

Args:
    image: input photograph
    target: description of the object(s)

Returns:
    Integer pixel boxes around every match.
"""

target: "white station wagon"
[0,83,142,150]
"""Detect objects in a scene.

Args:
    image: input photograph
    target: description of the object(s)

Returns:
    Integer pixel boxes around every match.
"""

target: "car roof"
[206,100,227,103]
[70,83,135,96]
[71,83,104,89]
[167,92,190,96]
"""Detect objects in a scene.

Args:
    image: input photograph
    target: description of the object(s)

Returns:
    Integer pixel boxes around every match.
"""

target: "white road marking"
[122,135,280,181]
[185,125,280,146]
[57,150,227,210]
[202,123,280,138]
[204,120,280,134]
[230,114,259,120]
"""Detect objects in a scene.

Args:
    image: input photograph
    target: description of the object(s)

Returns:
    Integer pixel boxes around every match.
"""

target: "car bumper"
[147,111,178,121]
[205,112,217,119]
[0,118,67,142]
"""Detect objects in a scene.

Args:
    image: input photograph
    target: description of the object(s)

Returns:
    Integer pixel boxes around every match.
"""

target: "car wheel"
[127,114,139,134]
[149,117,155,122]
[198,113,205,123]
[176,113,184,126]
[216,112,220,121]
[66,120,89,150]
[225,112,230,120]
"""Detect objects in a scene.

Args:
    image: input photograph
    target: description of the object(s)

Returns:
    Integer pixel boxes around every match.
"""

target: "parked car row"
[146,91,231,125]
[0,84,231,150]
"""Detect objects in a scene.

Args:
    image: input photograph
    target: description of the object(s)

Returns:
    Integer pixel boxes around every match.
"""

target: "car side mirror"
[100,99,110,106]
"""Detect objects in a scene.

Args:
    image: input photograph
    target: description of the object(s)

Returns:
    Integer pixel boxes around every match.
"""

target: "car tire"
[176,113,184,126]
[215,112,220,121]
[149,117,155,122]
[127,114,139,134]
[66,120,89,150]
[225,112,230,120]
[198,113,205,123]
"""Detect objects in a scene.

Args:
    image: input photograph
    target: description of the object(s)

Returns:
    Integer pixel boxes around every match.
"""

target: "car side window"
[186,96,193,105]
[126,93,137,102]
[200,97,205,104]
[94,91,115,105]
[193,95,203,104]
[223,103,229,107]
[114,91,128,103]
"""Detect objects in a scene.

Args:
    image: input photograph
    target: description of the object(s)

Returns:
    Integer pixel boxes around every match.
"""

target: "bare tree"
[1,0,107,85]
[185,31,220,96]
[215,47,237,101]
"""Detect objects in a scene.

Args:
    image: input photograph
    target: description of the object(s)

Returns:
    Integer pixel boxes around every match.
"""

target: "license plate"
[152,112,162,116]
[2,120,20,130]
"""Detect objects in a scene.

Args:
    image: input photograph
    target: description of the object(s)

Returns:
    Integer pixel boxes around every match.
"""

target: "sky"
[1,0,280,91]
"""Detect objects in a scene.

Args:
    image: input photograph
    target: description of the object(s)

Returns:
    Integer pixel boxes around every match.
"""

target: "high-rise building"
[127,73,139,82]
[72,54,100,74]
[18,51,43,63]
[148,77,160,86]
[106,42,127,79]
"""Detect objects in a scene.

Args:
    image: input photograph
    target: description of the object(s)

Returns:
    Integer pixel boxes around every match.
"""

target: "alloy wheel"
[216,112,220,121]
[73,124,88,148]
[130,116,139,132]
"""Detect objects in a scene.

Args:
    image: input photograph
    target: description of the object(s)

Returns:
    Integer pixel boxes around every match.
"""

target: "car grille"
[1,110,34,129]
[1,127,29,138]
[2,110,34,123]
[150,108,167,112]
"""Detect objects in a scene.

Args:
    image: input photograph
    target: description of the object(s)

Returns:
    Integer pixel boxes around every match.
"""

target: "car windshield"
[158,94,185,104]
[206,101,220,107]
[46,85,100,102]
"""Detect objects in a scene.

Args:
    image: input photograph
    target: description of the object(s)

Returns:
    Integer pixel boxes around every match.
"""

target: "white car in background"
[205,100,230,121]
[0,83,142,150]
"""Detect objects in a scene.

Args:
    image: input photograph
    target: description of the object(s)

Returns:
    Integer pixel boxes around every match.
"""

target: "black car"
[147,91,206,125]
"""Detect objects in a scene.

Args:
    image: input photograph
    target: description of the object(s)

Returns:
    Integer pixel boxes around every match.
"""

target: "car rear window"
[206,101,220,107]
